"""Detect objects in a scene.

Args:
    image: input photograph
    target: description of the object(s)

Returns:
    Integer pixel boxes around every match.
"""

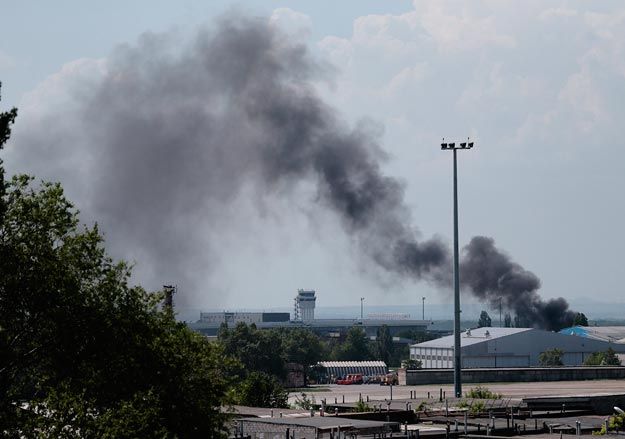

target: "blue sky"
[0,1,411,107]
[2,1,625,314]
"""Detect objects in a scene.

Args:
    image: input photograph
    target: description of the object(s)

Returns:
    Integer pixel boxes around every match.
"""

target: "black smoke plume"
[461,236,575,331]
[7,14,574,330]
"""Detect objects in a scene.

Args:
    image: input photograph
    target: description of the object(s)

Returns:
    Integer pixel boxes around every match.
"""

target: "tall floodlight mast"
[441,137,474,397]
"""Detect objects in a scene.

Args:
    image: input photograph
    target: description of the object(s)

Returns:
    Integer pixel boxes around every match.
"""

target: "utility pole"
[422,296,426,321]
[499,297,502,327]
[360,297,365,320]
[441,138,474,398]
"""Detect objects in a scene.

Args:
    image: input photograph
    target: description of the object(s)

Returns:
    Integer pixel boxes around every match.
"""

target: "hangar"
[559,326,625,344]
[410,327,625,368]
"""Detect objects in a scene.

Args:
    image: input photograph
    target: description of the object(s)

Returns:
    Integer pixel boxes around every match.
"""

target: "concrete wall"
[398,366,625,385]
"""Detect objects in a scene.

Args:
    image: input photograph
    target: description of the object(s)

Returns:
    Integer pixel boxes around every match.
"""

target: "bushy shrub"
[465,386,501,399]
[355,400,373,412]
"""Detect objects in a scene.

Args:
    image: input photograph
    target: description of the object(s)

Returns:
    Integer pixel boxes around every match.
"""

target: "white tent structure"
[317,361,387,379]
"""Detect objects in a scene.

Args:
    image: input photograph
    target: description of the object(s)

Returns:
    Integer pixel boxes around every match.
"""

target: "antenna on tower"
[163,284,177,314]
[294,289,316,322]
[293,296,300,321]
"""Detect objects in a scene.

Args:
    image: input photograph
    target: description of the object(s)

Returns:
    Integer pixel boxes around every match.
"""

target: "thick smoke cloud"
[7,14,575,329]
[461,236,575,331]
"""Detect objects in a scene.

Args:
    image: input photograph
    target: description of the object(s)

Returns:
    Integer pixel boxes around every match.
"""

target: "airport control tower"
[294,289,316,322]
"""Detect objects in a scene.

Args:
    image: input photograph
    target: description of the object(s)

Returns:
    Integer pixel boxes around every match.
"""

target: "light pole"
[441,137,474,398]
[360,297,365,320]
[421,296,426,321]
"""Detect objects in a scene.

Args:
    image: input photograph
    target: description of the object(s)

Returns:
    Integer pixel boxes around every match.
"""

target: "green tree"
[332,326,373,361]
[584,351,605,366]
[375,325,394,365]
[218,322,286,378]
[281,328,325,383]
[233,372,288,408]
[0,89,231,437]
[514,314,531,328]
[216,323,296,406]
[389,344,410,368]
[504,313,512,328]
[603,348,622,366]
[585,348,622,366]
[402,359,422,370]
[539,348,564,366]
[478,311,492,328]
[574,312,589,326]
[395,329,436,344]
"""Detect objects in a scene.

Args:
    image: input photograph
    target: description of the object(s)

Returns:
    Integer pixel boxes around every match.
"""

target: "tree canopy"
[375,325,394,365]
[504,313,512,328]
[574,312,589,326]
[0,85,231,437]
[584,348,622,366]
[478,311,492,328]
[332,326,373,361]
[538,348,564,366]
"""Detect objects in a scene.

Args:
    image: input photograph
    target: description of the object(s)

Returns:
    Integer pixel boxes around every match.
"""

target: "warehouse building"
[410,327,625,368]
[559,326,625,344]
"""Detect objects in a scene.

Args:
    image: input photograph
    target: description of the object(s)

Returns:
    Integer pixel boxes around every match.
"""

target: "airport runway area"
[289,380,625,404]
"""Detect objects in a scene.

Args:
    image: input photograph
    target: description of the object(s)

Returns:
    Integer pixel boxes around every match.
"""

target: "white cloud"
[19,58,106,115]
[0,50,15,70]
[412,1,516,51]
[383,62,429,97]
[311,1,625,303]
[539,8,578,20]
[558,70,606,131]
[270,7,312,40]
[6,58,107,197]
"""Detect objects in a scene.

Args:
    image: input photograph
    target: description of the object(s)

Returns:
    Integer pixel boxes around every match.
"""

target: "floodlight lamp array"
[441,138,474,150]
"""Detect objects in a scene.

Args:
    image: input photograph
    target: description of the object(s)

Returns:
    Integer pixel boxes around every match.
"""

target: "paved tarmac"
[289,380,625,404]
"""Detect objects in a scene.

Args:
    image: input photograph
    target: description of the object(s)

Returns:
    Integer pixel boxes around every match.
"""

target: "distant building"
[294,289,316,322]
[189,316,431,337]
[198,311,289,326]
[560,326,625,344]
[188,289,432,337]
[410,326,625,368]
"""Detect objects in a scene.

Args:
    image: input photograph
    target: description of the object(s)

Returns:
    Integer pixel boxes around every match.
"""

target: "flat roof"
[560,326,625,343]
[411,327,533,349]
[239,416,396,432]
[318,360,387,368]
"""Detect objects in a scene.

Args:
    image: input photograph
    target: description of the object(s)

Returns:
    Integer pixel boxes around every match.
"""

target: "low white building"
[317,361,387,378]
[410,327,625,368]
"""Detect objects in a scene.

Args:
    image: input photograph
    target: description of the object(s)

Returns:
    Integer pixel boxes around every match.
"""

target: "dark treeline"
[218,322,433,372]
[0,86,235,437]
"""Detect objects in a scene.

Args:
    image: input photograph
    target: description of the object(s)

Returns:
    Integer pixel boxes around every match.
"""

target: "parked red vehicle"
[336,374,363,385]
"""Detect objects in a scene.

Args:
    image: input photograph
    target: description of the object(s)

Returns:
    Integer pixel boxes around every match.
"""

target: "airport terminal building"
[188,289,432,337]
